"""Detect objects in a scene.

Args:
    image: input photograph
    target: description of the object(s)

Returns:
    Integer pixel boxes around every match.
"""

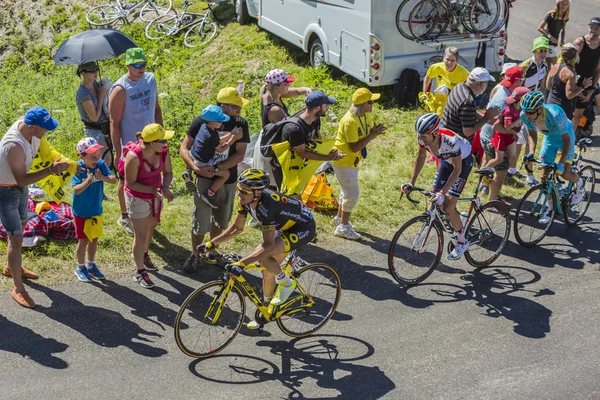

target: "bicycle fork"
[205,279,235,324]
[411,210,437,254]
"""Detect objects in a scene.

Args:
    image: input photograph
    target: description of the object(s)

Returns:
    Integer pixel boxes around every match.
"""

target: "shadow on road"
[188,334,396,399]
[27,281,168,358]
[0,314,69,369]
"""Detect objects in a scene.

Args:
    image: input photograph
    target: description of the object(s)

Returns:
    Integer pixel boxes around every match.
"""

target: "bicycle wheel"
[564,165,596,226]
[396,0,418,39]
[174,281,245,359]
[86,4,121,26]
[276,263,341,338]
[145,14,178,40]
[184,21,217,48]
[388,215,444,286]
[468,0,501,34]
[464,200,511,267]
[514,184,557,247]
[140,0,172,21]
[408,0,449,41]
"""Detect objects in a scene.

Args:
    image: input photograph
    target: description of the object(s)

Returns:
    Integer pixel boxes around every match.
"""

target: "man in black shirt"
[272,90,344,192]
[180,87,250,272]
[572,17,600,129]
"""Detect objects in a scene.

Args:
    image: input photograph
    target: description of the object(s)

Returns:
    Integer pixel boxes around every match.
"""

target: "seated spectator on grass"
[423,47,469,96]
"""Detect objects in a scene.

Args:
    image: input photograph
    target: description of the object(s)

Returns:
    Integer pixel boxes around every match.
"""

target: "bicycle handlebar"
[400,186,436,205]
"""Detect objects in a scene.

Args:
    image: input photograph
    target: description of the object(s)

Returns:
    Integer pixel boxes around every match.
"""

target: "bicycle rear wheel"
[396,0,418,39]
[184,21,217,48]
[468,0,501,34]
[145,14,178,40]
[514,184,557,247]
[408,0,449,41]
[564,165,596,226]
[86,4,121,26]
[140,0,172,22]
[174,281,245,358]
[464,200,511,267]
[388,215,443,286]
[277,263,341,338]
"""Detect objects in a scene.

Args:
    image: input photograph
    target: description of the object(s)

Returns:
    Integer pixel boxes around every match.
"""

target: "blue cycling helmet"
[415,113,441,135]
[520,90,545,112]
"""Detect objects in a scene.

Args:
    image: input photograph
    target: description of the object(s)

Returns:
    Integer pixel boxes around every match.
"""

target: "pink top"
[123,141,166,199]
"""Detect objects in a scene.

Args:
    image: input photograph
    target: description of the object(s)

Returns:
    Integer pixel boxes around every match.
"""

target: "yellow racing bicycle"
[174,250,342,358]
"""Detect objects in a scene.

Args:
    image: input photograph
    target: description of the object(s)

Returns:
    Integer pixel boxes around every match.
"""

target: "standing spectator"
[0,107,70,308]
[441,67,499,144]
[538,0,570,65]
[180,87,250,273]
[273,90,344,192]
[331,88,387,240]
[75,61,112,168]
[124,123,174,288]
[260,69,311,127]
[521,37,550,95]
[71,138,117,282]
[572,17,600,129]
[109,47,164,237]
[423,47,469,95]
[546,44,591,120]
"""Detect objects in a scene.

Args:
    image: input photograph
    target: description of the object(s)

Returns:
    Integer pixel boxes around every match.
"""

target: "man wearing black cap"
[0,107,70,308]
[572,17,600,128]
[271,90,344,192]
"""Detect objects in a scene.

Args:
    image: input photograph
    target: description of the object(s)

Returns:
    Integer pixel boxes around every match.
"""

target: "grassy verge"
[0,1,529,288]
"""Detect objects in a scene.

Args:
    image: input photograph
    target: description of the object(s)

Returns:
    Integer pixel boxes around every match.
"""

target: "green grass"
[0,1,529,288]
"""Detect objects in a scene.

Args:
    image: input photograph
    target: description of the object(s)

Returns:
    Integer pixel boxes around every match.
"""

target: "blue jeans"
[0,186,29,236]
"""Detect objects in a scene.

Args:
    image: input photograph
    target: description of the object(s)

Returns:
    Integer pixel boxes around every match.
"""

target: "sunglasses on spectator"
[535,49,549,53]
[226,104,242,110]
[131,63,147,69]
[236,184,254,195]
[154,139,168,144]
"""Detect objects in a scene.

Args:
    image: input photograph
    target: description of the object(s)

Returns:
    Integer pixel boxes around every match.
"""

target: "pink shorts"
[491,132,516,152]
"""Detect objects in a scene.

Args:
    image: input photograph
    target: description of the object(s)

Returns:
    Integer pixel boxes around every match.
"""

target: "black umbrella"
[53,28,138,65]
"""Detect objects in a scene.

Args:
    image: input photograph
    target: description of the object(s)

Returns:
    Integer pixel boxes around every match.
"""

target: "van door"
[340,31,367,80]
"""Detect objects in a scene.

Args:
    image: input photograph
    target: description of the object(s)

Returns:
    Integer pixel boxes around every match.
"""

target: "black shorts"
[277,220,316,253]
[432,155,473,197]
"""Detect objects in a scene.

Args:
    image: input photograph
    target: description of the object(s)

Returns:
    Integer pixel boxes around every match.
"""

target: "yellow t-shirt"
[332,111,373,168]
[426,62,469,90]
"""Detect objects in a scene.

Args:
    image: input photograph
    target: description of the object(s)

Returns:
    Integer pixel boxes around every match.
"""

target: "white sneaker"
[571,185,586,205]
[334,224,361,240]
[246,320,262,330]
[526,176,540,187]
[117,216,134,236]
[332,216,354,229]
[270,280,297,306]
[448,241,468,260]
[539,200,553,224]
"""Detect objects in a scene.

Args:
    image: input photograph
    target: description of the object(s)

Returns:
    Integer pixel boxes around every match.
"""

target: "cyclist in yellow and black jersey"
[197,168,316,329]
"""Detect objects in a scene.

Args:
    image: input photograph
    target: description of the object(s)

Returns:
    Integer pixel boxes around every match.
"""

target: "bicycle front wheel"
[184,21,217,48]
[408,0,449,40]
[468,0,501,34]
[174,281,245,359]
[388,215,443,286]
[140,0,173,22]
[514,184,557,247]
[145,14,178,40]
[396,0,418,39]
[276,263,341,338]
[564,165,596,226]
[86,4,120,26]
[464,200,511,267]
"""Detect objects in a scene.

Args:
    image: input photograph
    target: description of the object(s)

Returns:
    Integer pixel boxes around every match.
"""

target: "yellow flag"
[273,138,336,195]
[29,138,78,203]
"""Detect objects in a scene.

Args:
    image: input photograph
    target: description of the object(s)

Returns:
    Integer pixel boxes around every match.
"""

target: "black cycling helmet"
[520,90,545,112]
[238,168,270,190]
[415,113,441,135]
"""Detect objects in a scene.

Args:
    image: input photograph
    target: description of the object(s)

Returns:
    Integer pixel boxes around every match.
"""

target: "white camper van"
[233,0,506,87]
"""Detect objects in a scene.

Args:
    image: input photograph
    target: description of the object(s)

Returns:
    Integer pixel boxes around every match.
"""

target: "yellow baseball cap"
[216,87,249,108]
[352,88,381,105]
[141,123,174,142]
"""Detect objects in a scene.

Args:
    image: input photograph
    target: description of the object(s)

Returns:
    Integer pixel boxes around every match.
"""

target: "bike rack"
[416,33,502,50]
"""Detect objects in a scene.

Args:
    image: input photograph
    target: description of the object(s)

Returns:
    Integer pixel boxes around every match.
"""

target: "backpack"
[395,68,421,107]
[260,116,303,158]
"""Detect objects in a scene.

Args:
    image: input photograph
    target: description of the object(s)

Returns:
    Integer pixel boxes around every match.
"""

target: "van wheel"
[310,38,325,69]
[235,0,251,24]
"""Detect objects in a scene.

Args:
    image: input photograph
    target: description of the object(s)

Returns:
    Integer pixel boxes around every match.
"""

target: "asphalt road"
[507,0,599,62]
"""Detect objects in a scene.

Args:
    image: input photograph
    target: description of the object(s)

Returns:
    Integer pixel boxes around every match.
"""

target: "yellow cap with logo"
[216,87,249,108]
[352,88,381,105]
[141,123,174,142]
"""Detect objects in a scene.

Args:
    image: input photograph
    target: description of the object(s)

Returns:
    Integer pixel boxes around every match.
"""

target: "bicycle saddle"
[473,167,495,176]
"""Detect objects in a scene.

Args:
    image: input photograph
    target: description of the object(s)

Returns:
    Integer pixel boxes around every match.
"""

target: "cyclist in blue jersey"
[520,91,585,204]
[402,113,473,261]
[197,168,316,329]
